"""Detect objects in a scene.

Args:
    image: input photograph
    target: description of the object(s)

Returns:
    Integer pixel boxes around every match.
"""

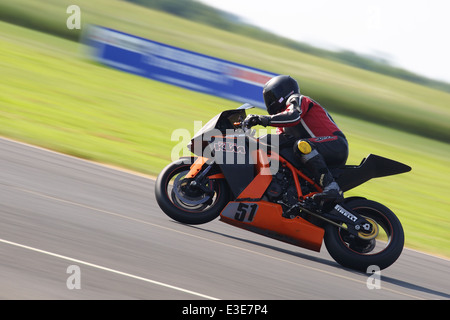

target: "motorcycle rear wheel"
[155,159,230,224]
[324,198,404,271]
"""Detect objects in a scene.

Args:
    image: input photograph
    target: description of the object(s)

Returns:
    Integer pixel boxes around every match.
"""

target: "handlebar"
[233,120,256,137]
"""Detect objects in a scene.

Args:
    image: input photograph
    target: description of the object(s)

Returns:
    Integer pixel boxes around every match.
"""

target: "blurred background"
[0,0,449,257]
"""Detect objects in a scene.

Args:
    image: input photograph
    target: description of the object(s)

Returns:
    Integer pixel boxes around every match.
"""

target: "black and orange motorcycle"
[155,104,411,271]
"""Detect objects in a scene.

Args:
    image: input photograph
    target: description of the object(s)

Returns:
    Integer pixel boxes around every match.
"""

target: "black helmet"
[263,75,300,115]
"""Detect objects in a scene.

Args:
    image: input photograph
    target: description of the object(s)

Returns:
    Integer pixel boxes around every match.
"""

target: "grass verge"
[0,0,449,142]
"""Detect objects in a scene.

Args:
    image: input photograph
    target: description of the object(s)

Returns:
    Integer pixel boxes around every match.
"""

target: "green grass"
[0,21,232,174]
[1,0,449,142]
[0,19,449,258]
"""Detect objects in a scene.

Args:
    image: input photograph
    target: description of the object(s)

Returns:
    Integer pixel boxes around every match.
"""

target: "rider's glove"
[244,114,270,128]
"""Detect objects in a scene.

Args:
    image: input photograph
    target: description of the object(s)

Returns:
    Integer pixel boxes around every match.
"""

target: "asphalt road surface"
[1,137,449,301]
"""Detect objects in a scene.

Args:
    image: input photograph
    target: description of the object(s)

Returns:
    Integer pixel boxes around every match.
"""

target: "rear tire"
[155,159,230,224]
[324,198,404,271]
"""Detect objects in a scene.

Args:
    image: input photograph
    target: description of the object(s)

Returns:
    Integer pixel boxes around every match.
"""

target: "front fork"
[184,157,223,196]
[185,157,208,179]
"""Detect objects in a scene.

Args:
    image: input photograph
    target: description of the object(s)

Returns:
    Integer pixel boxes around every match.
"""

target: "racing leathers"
[251,94,348,202]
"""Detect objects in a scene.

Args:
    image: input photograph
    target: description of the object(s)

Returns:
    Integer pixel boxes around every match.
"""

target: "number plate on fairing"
[221,202,259,223]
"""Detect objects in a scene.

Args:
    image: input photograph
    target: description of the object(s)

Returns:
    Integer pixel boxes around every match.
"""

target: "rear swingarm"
[297,201,375,238]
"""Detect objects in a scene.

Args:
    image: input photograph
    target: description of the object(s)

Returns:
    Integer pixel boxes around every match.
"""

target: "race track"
[1,137,449,300]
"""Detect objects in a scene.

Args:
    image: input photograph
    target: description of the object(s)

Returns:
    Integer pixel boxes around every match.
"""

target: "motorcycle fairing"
[334,154,412,192]
[210,135,255,198]
[220,201,324,252]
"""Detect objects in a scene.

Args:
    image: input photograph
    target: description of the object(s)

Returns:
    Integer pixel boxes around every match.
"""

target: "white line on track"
[0,237,219,300]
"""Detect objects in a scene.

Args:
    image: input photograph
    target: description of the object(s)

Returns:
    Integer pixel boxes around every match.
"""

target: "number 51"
[234,203,258,222]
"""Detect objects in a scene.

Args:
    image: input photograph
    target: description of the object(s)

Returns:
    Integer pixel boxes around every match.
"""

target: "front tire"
[324,198,404,271]
[155,159,230,224]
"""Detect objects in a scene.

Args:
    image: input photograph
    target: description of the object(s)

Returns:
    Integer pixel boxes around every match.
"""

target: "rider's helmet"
[263,75,300,115]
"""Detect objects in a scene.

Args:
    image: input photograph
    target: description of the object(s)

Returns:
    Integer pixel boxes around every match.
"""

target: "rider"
[244,75,348,203]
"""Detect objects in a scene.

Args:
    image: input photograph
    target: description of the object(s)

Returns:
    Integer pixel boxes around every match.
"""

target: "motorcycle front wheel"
[155,159,230,224]
[324,198,404,271]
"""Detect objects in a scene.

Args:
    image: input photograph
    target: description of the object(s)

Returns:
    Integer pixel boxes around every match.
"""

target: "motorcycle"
[155,104,411,271]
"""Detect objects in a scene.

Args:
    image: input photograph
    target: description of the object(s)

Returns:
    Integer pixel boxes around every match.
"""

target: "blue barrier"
[84,26,277,108]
